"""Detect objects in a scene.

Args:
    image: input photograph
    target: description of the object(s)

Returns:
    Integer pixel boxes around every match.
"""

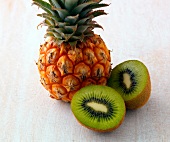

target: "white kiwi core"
[123,73,132,89]
[87,102,108,113]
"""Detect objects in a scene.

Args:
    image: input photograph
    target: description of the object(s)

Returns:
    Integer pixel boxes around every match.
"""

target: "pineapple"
[33,0,111,102]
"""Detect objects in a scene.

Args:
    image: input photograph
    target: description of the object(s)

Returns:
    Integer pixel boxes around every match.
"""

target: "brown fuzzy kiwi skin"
[125,73,151,109]
[72,104,126,132]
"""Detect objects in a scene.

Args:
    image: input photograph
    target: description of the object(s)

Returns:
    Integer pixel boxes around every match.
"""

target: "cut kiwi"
[71,85,126,132]
[107,60,151,109]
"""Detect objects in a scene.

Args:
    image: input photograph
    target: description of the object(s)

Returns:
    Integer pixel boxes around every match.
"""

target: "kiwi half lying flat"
[107,60,151,109]
[71,85,126,132]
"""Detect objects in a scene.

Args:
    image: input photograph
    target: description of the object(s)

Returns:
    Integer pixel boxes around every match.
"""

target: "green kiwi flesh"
[71,85,126,132]
[107,60,151,109]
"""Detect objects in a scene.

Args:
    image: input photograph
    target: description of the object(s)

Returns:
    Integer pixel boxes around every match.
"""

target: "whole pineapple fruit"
[33,0,111,102]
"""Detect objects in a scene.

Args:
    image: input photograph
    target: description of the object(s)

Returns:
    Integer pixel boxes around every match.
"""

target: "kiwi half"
[71,85,126,132]
[107,60,151,109]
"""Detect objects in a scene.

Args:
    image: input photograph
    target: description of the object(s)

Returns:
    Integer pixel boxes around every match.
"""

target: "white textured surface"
[0,0,170,142]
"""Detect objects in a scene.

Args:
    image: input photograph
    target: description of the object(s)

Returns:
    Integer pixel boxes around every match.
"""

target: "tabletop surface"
[0,0,170,142]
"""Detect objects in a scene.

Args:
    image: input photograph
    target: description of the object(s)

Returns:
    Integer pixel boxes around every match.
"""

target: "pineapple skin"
[37,34,111,102]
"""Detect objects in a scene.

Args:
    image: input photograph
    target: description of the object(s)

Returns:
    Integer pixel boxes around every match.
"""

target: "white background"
[0,0,170,141]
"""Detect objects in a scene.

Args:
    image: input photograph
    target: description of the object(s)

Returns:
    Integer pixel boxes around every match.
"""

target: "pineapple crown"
[32,0,109,47]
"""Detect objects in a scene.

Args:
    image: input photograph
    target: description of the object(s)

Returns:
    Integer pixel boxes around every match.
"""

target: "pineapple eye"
[83,48,97,66]
[38,54,46,71]
[62,75,80,92]
[46,65,61,83]
[97,68,102,78]
[92,64,105,79]
[46,48,59,64]
[52,84,67,99]
[57,55,73,76]
[74,63,91,81]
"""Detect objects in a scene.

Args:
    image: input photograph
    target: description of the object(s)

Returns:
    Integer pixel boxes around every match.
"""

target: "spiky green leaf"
[84,31,94,37]
[87,21,103,29]
[33,0,109,47]
[64,34,75,41]
[39,16,55,26]
[49,0,61,8]
[64,25,77,33]
[69,41,77,48]
[47,29,63,39]
[79,8,91,18]
[85,3,109,10]
[53,32,63,39]
[78,0,86,4]
[77,15,93,25]
[37,13,61,22]
[70,35,84,41]
[44,33,55,38]
[65,0,78,11]
[57,0,65,8]
[52,7,69,19]
[79,3,109,18]
[57,39,66,45]
[52,27,66,34]
[76,25,90,35]
[71,1,95,15]
[57,22,69,27]
[43,18,55,26]
[32,0,55,15]
[64,14,79,24]
[89,10,107,18]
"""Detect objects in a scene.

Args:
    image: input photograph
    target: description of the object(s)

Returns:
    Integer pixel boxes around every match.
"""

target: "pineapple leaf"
[46,29,63,39]
[49,0,61,8]
[78,0,86,4]
[70,37,80,42]
[71,1,96,15]
[92,0,102,2]
[64,14,79,25]
[88,23,103,30]
[64,34,75,41]
[85,0,102,3]
[64,25,77,33]
[85,3,109,10]
[49,27,76,41]
[43,19,55,26]
[69,41,77,48]
[89,10,107,18]
[70,35,84,41]
[57,39,66,45]
[33,0,109,47]
[44,33,55,38]
[65,0,78,11]
[84,31,94,37]
[80,3,109,17]
[76,25,90,35]
[52,7,69,19]
[84,26,93,32]
[57,0,65,9]
[53,33,63,39]
[57,22,69,27]
[37,13,61,22]
[32,0,56,15]
[52,27,66,34]
[79,8,91,18]
[60,0,65,4]
[77,15,93,25]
